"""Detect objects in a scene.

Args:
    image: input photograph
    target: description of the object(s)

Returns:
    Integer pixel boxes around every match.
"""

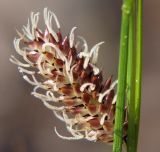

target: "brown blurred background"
[0,0,159,152]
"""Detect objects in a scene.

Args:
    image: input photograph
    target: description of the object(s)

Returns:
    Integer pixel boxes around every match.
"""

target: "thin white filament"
[44,8,59,42]
[69,27,77,48]
[10,55,30,67]
[98,80,118,103]
[80,83,96,92]
[54,127,84,140]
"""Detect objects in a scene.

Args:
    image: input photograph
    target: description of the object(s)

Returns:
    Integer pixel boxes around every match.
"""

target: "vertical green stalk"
[113,0,142,151]
[134,0,142,150]
[127,0,142,151]
[112,0,133,152]
[127,2,136,152]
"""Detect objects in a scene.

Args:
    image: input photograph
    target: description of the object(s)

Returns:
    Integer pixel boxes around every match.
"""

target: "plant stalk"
[126,1,137,151]
[134,0,142,150]
[112,0,133,152]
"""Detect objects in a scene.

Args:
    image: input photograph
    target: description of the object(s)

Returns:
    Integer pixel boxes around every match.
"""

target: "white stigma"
[80,83,96,92]
[69,27,77,48]
[98,80,118,103]
[44,8,59,42]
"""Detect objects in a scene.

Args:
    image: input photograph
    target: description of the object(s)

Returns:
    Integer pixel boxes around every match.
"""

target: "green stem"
[127,2,137,152]
[112,0,133,152]
[126,0,142,151]
[134,0,142,150]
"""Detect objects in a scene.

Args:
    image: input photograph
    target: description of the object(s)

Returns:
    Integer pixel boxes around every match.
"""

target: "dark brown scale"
[79,66,93,83]
[49,33,56,44]
[62,37,70,55]
[100,76,112,93]
[104,89,115,114]
[67,47,77,61]
[73,58,84,75]
[80,70,88,81]
[106,90,115,103]
[57,31,63,44]
[91,73,103,90]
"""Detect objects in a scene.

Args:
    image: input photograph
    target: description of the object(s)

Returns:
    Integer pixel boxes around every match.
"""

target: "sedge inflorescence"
[10,8,127,143]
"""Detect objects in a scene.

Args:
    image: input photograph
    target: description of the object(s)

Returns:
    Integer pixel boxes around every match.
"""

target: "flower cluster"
[10,8,127,143]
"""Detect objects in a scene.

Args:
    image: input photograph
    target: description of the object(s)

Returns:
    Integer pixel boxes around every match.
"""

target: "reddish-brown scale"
[108,105,116,121]
[80,70,88,81]
[62,37,70,55]
[72,71,78,80]
[103,121,114,133]
[73,58,84,75]
[69,106,86,115]
[54,58,64,67]
[27,52,40,63]
[57,75,66,82]
[36,37,45,43]
[82,92,91,104]
[59,85,74,96]
[51,70,64,81]
[97,72,103,90]
[35,28,44,38]
[26,40,43,50]
[68,47,77,61]
[100,76,112,93]
[91,75,101,90]
[57,31,63,44]
[45,52,54,60]
[63,99,75,106]
[79,66,93,83]
[91,91,98,100]
[98,134,113,143]
[87,103,98,115]
[88,118,101,129]
[49,33,56,44]
[51,69,58,76]
[73,83,81,95]
[104,89,115,113]
[100,104,108,114]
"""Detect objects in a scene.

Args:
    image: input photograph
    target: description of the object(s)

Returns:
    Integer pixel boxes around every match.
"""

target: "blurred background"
[0,0,159,152]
